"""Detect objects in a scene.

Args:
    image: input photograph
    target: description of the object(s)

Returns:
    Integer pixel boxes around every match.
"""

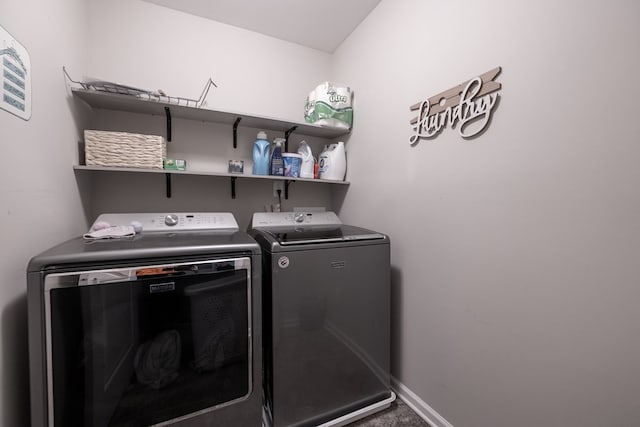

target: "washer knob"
[164,214,179,226]
[294,213,305,223]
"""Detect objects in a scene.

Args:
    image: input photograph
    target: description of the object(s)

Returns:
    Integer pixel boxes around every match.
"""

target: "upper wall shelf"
[72,87,351,199]
[72,88,351,140]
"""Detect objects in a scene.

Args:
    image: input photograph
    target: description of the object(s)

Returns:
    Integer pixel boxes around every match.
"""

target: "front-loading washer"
[249,211,395,427]
[27,213,262,427]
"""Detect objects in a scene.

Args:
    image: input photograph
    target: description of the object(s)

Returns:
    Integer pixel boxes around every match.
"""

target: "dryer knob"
[294,213,305,223]
[165,214,179,226]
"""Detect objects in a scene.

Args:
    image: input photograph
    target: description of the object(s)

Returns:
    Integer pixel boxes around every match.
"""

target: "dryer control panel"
[92,212,239,232]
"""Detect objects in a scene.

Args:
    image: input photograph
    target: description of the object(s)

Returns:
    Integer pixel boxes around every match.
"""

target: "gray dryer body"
[27,213,263,427]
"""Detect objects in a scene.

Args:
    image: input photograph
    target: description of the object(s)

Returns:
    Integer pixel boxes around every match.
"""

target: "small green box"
[163,159,187,170]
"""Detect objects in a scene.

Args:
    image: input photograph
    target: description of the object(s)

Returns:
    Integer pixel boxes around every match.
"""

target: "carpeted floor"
[347,399,430,426]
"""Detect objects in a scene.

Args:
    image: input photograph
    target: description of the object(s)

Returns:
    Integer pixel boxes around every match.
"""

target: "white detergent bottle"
[317,144,329,179]
[318,141,346,181]
[297,141,314,178]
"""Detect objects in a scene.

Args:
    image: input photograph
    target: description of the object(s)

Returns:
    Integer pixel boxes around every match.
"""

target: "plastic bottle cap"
[257,131,267,140]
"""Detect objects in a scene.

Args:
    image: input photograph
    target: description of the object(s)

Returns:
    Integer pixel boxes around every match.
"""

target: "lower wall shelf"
[73,165,349,199]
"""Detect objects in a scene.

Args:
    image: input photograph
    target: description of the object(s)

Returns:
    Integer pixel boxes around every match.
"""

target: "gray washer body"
[249,224,392,427]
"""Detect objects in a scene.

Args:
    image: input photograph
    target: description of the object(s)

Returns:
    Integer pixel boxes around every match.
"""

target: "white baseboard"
[391,376,454,427]
[317,392,396,427]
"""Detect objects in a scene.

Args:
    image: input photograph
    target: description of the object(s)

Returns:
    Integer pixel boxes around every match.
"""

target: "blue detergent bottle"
[252,131,270,175]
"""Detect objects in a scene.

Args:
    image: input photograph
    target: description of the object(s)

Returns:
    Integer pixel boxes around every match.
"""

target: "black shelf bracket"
[230,176,237,199]
[164,107,172,142]
[233,117,242,149]
[165,173,172,198]
[284,180,292,200]
[284,125,297,152]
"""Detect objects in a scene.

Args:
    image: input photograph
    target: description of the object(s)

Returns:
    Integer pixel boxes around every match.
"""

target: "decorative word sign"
[0,25,31,121]
[409,67,501,145]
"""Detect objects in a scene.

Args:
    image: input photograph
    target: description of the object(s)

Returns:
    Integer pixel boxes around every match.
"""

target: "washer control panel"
[92,212,239,232]
[251,211,342,229]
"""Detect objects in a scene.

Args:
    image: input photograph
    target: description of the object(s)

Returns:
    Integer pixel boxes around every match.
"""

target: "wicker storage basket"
[84,130,166,169]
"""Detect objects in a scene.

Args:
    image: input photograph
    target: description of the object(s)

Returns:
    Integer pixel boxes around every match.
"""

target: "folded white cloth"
[83,225,136,240]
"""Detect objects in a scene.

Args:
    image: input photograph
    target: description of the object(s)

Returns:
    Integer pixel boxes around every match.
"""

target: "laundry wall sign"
[1,25,31,121]
[409,67,502,145]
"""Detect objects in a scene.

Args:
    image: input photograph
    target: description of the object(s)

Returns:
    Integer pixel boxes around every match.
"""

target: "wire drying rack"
[63,66,217,109]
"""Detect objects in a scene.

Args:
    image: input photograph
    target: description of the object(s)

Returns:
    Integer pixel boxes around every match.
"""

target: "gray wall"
[332,0,640,426]
[5,0,640,426]
[82,0,339,228]
[1,1,336,424]
[0,0,89,425]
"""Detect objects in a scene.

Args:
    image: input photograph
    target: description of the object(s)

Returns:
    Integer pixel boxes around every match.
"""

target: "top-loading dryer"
[249,211,395,427]
[27,212,262,427]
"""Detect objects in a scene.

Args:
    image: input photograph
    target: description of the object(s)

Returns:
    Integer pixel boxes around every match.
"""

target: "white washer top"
[92,212,239,232]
